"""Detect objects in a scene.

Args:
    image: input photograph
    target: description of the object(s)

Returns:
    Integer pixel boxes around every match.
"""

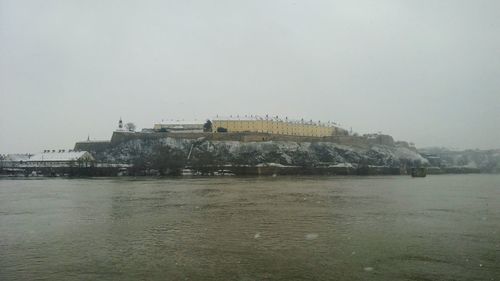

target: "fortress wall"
[328,136,371,148]
[107,131,375,148]
[366,135,395,146]
[212,119,338,137]
[265,134,335,143]
[110,131,211,145]
[209,133,372,147]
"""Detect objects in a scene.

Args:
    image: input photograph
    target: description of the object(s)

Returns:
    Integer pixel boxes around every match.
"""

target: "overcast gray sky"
[1,0,499,153]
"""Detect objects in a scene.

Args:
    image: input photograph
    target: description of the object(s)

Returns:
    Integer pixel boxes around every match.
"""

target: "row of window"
[213,121,335,137]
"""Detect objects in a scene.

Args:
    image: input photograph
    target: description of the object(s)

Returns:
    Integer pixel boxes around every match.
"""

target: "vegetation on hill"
[95,137,428,175]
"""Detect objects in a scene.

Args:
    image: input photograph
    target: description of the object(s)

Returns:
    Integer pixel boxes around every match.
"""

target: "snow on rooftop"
[153,115,345,128]
[156,120,205,125]
[3,154,32,161]
[211,115,341,127]
[29,151,91,162]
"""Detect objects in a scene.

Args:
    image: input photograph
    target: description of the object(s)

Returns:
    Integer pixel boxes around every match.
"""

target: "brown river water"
[0,175,499,280]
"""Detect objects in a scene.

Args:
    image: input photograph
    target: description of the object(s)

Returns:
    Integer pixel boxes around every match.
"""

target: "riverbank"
[0,164,483,178]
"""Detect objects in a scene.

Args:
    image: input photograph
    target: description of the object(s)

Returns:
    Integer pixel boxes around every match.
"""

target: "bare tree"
[125,122,136,132]
[203,120,213,132]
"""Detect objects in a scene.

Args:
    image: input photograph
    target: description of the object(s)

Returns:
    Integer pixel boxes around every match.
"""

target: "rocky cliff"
[93,135,428,175]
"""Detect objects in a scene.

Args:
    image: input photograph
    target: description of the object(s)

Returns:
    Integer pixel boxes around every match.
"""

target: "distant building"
[2,154,32,162]
[29,151,95,167]
[2,151,95,168]
[211,115,347,137]
[153,120,205,133]
[74,140,111,153]
[0,154,33,167]
[364,134,395,146]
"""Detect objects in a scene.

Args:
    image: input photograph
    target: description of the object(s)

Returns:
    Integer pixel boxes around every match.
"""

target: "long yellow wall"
[212,120,338,137]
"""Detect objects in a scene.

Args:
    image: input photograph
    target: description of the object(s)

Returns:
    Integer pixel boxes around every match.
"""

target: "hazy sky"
[1,0,499,153]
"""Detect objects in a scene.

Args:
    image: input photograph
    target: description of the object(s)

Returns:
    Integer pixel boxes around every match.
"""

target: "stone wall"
[108,131,374,148]
[365,134,395,146]
[109,131,210,145]
[212,119,337,137]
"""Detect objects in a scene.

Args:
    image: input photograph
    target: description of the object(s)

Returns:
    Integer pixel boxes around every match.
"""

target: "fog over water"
[1,0,500,153]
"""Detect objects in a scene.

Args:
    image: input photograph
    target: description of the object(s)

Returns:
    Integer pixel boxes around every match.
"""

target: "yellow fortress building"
[211,115,346,137]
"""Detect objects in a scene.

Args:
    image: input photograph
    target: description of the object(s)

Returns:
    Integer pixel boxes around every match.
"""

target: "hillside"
[91,134,427,175]
[419,147,500,173]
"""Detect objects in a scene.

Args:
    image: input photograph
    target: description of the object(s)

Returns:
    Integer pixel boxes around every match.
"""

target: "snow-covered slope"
[97,137,428,169]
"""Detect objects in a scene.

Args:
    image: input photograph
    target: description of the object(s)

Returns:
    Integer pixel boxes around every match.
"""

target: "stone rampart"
[110,131,210,145]
[106,131,376,148]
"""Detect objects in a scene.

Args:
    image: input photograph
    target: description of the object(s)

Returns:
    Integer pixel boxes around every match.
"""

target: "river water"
[0,175,499,281]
